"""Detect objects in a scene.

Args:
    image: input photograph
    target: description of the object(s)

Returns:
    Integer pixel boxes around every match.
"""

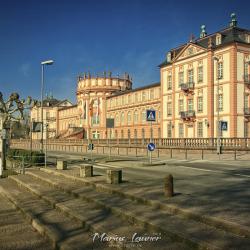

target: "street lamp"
[213,56,221,154]
[40,60,54,154]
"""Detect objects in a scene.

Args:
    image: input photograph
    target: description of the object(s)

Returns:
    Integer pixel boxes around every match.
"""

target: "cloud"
[19,63,31,77]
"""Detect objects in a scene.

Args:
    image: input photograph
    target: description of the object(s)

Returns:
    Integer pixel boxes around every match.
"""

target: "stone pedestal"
[79,164,93,177]
[165,174,174,197]
[106,169,122,184]
[56,160,67,170]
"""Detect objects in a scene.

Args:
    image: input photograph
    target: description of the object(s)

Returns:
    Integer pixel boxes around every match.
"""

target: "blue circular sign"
[147,143,156,151]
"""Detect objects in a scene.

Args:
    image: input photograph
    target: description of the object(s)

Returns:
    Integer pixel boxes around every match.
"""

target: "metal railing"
[10,137,250,150]
[180,82,195,91]
[180,110,196,119]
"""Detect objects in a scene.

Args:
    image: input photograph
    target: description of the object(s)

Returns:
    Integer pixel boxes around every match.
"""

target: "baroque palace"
[31,14,250,139]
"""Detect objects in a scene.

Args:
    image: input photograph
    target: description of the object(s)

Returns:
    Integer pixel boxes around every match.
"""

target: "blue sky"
[0,0,250,103]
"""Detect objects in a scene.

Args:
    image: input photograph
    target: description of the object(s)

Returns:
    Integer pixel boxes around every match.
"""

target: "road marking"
[176,165,250,178]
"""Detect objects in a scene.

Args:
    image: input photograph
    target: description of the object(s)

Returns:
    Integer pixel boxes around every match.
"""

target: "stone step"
[26,169,250,250]
[0,193,53,250]
[0,178,109,250]
[41,166,250,238]
[9,173,186,250]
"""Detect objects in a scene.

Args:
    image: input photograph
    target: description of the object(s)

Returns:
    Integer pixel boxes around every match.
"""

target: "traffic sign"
[147,143,156,151]
[146,110,156,122]
[220,121,228,131]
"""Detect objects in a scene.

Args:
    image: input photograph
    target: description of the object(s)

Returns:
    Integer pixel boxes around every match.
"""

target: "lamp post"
[213,56,221,154]
[40,60,54,154]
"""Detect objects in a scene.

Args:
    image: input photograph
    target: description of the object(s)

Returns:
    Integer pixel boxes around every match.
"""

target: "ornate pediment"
[174,43,206,61]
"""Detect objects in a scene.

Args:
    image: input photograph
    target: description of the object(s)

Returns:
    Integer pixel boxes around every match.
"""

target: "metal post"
[109,129,111,159]
[41,64,44,153]
[45,124,47,168]
[149,121,152,164]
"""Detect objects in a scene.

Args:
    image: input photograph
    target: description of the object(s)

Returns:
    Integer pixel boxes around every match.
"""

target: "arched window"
[134,110,138,124]
[142,110,146,123]
[127,111,132,125]
[121,112,125,125]
[115,114,120,126]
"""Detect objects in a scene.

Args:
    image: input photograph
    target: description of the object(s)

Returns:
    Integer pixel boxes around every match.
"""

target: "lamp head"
[41,60,54,65]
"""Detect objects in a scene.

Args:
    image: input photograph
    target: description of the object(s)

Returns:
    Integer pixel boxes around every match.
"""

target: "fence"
[10,138,250,150]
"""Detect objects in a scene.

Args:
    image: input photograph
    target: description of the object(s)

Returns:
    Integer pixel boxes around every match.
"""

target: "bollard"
[106,169,122,184]
[80,164,93,177]
[165,174,174,197]
[201,149,204,160]
[57,160,67,170]
[170,148,173,158]
[185,149,187,160]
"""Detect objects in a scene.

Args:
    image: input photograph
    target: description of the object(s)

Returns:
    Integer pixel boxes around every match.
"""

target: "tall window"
[244,95,249,111]
[142,128,145,139]
[178,99,184,113]
[121,112,125,125]
[179,124,184,138]
[244,62,249,81]
[135,93,138,102]
[150,89,154,99]
[158,128,161,138]
[167,123,172,138]
[115,114,120,126]
[167,75,172,90]
[188,99,194,111]
[167,102,172,116]
[134,110,138,124]
[127,111,131,125]
[128,95,131,103]
[142,110,146,123]
[197,97,203,113]
[179,72,184,86]
[218,62,223,79]
[142,91,146,101]
[188,69,194,84]
[198,66,203,83]
[134,129,137,139]
[218,94,223,111]
[197,122,203,137]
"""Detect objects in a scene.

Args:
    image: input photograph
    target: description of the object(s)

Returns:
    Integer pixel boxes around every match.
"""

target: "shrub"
[7,149,45,165]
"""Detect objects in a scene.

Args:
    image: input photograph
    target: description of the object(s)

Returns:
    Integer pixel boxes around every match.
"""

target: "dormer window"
[216,34,222,45]
[167,52,171,62]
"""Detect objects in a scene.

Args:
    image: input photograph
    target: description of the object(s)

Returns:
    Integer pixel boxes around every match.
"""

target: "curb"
[39,168,250,239]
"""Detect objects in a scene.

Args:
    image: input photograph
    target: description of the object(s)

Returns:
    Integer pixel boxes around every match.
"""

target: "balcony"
[180,82,195,95]
[244,74,250,87]
[46,116,56,121]
[180,110,196,121]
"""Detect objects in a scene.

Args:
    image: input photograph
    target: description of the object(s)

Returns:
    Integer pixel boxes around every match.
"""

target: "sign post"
[106,118,114,159]
[146,110,156,164]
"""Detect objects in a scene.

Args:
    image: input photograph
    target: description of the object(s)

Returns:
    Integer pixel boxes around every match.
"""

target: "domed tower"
[76,71,132,139]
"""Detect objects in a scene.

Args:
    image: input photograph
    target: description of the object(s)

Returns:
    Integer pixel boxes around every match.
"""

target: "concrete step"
[9,173,187,250]
[26,169,250,250]
[0,178,109,250]
[0,193,53,250]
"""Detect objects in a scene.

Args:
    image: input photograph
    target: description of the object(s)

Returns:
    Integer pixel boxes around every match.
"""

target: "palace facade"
[31,14,250,139]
